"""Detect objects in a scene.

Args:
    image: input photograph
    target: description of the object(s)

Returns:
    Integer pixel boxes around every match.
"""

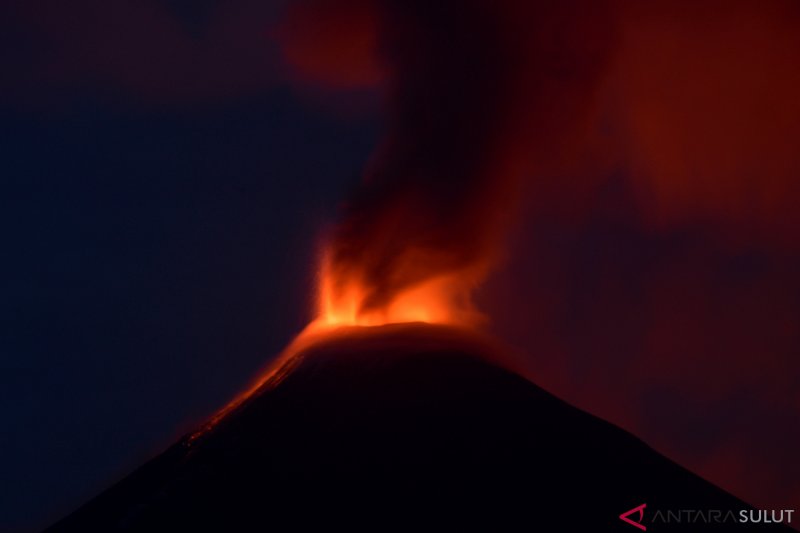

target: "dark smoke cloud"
[275,0,384,90]
[278,0,800,513]
[316,0,614,313]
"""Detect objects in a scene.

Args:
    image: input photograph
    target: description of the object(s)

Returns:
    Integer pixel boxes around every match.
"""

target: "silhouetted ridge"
[49,324,787,532]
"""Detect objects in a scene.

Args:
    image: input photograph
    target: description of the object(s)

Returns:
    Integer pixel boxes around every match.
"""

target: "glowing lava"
[311,250,485,330]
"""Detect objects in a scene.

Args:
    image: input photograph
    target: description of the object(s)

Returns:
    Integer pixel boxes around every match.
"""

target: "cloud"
[0,0,284,105]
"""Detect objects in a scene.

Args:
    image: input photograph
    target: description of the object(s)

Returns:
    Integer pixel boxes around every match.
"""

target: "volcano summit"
[49,324,787,532]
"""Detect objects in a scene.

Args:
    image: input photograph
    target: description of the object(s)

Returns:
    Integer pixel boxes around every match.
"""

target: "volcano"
[48,324,789,531]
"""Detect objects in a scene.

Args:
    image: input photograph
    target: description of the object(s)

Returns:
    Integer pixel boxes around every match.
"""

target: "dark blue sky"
[0,89,378,530]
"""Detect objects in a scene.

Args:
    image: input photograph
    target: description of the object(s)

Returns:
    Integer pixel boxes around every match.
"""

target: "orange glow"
[312,249,485,330]
[189,325,323,443]
[191,246,486,443]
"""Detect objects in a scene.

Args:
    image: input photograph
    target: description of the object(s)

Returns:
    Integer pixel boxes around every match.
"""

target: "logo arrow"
[619,503,647,531]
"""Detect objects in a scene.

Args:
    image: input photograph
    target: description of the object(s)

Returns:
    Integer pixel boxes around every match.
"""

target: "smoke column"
[303,0,614,326]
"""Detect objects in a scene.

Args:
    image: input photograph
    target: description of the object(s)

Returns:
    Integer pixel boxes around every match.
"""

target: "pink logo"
[619,503,647,531]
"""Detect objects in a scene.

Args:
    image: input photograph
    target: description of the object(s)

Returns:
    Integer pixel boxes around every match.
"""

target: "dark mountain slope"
[49,324,789,532]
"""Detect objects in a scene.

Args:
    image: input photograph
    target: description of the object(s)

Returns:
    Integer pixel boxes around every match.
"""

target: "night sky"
[1,89,378,530]
[2,1,800,531]
[1,4,377,526]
